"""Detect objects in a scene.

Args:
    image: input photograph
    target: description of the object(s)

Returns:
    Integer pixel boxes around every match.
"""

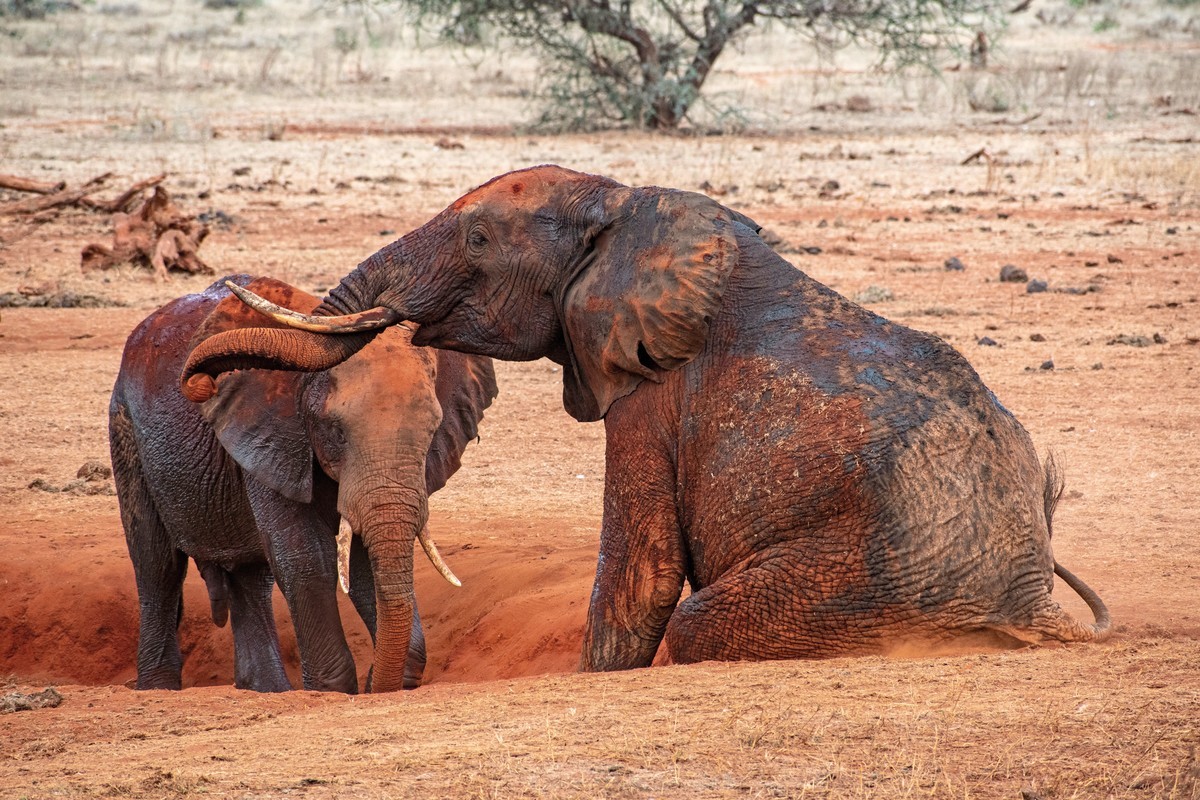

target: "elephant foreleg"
[246,479,358,693]
[581,408,685,672]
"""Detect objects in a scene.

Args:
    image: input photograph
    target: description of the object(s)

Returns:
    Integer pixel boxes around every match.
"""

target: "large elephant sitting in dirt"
[111,275,496,692]
[182,166,1111,671]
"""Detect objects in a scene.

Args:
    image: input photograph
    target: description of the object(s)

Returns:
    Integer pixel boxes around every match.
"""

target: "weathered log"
[0,173,112,216]
[0,174,66,195]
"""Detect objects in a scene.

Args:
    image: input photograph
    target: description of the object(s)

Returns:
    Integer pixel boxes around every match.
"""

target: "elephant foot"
[235,674,294,693]
[300,666,358,694]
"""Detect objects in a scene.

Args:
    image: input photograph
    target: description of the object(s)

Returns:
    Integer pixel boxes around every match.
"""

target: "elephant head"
[185,276,490,692]
[182,166,758,422]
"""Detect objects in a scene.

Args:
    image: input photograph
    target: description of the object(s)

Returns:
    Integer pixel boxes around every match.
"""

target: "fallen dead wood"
[0,172,164,216]
[81,186,211,281]
[0,174,66,195]
[81,173,166,214]
[0,173,112,216]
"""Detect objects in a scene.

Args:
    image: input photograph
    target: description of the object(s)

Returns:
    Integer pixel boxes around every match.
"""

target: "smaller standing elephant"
[109,275,496,692]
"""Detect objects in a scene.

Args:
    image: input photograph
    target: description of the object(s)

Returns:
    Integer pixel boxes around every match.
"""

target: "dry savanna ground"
[1,1,1198,797]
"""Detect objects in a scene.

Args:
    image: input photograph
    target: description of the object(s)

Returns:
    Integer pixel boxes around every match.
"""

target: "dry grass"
[2,641,1197,798]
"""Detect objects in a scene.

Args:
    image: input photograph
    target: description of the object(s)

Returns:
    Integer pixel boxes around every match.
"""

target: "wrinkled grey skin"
[110,275,496,691]
[187,167,1110,671]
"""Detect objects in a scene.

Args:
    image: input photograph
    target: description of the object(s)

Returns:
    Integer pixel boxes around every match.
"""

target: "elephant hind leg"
[111,403,188,690]
[664,558,885,664]
[226,563,292,692]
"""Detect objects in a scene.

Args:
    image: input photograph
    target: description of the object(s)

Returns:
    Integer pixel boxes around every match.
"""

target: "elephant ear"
[190,276,319,504]
[559,188,744,422]
[425,352,499,494]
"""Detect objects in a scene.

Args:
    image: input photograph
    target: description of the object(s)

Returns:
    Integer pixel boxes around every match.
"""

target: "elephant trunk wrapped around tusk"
[338,519,462,591]
[225,280,405,334]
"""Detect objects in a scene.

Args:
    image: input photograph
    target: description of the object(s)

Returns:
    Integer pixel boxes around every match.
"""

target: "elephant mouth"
[410,322,446,348]
[407,303,485,354]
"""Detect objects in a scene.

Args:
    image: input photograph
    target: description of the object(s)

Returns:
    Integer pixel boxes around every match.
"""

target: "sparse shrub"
[383,0,1007,131]
[0,0,78,18]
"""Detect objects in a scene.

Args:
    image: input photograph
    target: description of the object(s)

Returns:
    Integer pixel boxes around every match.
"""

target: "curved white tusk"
[417,525,462,588]
[225,280,408,334]
[336,518,353,594]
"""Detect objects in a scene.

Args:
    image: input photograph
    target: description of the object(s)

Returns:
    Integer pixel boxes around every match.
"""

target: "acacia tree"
[404,0,1005,130]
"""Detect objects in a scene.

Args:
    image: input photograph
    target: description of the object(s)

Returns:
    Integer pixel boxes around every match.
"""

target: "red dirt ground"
[2,16,1199,785]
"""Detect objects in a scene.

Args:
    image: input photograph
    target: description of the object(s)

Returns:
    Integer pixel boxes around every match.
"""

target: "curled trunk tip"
[183,373,217,403]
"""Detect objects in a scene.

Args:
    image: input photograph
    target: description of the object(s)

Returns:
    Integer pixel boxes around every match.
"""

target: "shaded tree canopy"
[402,0,1006,130]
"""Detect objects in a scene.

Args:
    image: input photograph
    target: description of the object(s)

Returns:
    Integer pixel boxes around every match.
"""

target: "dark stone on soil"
[77,460,112,481]
[944,256,966,271]
[0,292,122,309]
[1026,279,1048,294]
[999,264,1028,282]
[1107,333,1155,347]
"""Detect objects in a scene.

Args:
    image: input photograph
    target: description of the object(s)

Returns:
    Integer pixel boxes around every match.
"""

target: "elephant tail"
[1038,453,1112,642]
[1052,560,1112,641]
[195,560,231,628]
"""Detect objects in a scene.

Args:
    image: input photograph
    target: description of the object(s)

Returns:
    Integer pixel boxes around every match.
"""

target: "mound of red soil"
[1,513,594,691]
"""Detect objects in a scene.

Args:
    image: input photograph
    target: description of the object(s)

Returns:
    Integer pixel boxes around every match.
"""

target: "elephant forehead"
[449,165,597,211]
[328,331,437,402]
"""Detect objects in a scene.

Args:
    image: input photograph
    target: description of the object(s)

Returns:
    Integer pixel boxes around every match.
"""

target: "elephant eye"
[467,227,489,251]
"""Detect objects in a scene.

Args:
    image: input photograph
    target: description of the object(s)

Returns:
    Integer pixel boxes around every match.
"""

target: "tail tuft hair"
[1043,452,1066,540]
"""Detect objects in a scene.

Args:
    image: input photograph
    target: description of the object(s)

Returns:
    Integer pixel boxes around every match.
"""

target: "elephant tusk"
[336,518,353,594]
[225,280,408,334]
[417,525,462,588]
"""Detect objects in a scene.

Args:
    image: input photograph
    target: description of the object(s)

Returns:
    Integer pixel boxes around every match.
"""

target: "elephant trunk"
[344,470,430,693]
[236,217,458,335]
[180,327,378,402]
[311,235,427,321]
[316,250,390,317]
[365,532,417,694]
